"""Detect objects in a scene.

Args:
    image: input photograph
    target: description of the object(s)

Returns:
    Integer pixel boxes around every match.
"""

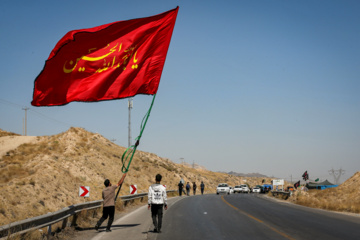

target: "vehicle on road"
[216,183,230,195]
[252,187,261,193]
[234,184,250,193]
[241,185,250,193]
[234,185,242,193]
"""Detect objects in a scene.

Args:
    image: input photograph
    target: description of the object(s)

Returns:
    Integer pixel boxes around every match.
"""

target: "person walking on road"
[200,181,205,195]
[178,181,184,196]
[193,182,197,195]
[186,182,190,196]
[95,174,126,232]
[148,174,167,233]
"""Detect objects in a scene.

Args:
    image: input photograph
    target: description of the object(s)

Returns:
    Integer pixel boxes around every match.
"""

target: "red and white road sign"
[130,185,137,195]
[79,186,90,197]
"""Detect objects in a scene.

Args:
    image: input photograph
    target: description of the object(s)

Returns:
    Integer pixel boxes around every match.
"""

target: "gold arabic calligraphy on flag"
[63,42,138,74]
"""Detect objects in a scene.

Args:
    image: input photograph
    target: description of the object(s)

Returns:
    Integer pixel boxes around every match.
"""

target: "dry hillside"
[289,171,360,213]
[0,127,271,226]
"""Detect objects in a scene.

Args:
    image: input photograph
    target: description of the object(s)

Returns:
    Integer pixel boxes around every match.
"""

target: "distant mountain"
[225,171,268,178]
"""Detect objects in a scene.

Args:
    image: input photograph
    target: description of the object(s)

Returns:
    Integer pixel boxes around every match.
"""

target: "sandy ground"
[0,135,38,157]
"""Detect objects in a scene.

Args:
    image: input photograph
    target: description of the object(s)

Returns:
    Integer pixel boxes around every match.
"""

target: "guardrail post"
[71,213,78,227]
[92,209,97,218]
[47,224,52,237]
[61,218,68,229]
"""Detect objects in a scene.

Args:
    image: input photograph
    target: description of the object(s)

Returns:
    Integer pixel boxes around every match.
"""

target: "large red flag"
[32,7,179,106]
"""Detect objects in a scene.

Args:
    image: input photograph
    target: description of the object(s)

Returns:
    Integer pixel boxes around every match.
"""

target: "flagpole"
[115,94,157,202]
[128,98,133,147]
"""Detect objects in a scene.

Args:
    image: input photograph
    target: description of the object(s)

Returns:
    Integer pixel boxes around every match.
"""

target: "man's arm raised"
[117,173,127,186]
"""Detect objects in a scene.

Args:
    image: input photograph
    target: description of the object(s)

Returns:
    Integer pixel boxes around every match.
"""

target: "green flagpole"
[115,94,157,201]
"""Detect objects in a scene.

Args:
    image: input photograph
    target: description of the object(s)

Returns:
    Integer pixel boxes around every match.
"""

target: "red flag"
[32,7,179,106]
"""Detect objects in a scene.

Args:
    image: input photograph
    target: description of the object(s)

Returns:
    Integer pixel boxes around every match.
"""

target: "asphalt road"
[90,193,360,240]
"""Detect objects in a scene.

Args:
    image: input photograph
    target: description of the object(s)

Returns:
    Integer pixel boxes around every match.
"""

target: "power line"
[0,98,24,109]
[0,98,72,128]
[29,108,72,127]
[328,168,345,185]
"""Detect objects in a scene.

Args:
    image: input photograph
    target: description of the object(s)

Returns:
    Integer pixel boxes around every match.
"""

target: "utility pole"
[128,98,133,147]
[329,168,345,185]
[22,107,29,136]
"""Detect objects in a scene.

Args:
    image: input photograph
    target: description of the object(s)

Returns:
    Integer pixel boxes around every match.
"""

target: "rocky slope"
[0,128,270,226]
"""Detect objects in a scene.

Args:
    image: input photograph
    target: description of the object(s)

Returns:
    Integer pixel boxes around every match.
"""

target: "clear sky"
[1,0,359,183]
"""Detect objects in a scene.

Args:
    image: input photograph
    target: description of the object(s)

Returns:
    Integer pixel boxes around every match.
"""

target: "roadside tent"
[263,184,273,190]
[306,179,338,190]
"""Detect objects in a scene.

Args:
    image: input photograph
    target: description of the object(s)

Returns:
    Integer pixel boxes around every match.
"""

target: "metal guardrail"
[0,190,175,238]
[271,190,291,199]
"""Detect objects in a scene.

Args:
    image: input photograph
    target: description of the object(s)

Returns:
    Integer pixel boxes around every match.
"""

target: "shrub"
[29,179,35,186]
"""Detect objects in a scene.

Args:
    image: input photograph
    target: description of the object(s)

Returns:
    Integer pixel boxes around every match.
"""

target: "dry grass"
[0,129,20,137]
[288,172,360,213]
[2,127,358,239]
[0,127,272,228]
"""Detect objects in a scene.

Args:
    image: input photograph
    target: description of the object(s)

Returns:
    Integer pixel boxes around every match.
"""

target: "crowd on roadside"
[177,180,205,196]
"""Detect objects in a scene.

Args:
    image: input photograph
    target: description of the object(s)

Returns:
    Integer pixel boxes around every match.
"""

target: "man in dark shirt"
[178,181,184,196]
[200,181,205,195]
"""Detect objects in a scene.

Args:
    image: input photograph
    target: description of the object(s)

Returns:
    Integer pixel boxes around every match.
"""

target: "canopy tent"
[306,179,338,190]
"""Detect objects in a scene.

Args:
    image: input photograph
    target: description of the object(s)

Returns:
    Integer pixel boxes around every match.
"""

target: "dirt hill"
[289,171,360,213]
[0,127,271,226]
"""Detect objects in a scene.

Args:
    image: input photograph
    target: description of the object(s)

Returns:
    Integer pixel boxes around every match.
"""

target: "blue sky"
[1,0,359,183]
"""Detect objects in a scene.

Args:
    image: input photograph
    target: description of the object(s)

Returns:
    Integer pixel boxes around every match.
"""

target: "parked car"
[252,187,261,193]
[240,184,250,193]
[216,183,230,195]
[234,185,242,193]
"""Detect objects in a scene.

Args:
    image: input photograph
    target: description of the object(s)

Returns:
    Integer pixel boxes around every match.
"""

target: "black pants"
[178,188,183,196]
[97,206,115,230]
[151,204,163,231]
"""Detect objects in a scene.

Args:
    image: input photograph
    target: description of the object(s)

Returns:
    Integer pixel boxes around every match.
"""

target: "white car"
[240,184,250,193]
[216,183,230,195]
[234,185,242,193]
[252,187,261,193]
[234,184,250,193]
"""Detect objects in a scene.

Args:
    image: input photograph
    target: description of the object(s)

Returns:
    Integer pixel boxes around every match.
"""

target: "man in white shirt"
[148,174,167,233]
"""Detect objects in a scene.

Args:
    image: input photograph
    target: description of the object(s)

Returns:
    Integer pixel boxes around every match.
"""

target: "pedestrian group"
[96,175,205,234]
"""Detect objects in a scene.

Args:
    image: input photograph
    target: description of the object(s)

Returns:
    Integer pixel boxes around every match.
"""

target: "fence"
[0,190,175,238]
[271,190,291,199]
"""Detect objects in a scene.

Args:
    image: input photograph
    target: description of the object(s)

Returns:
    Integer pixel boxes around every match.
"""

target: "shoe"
[154,228,158,232]
[106,229,112,232]
[158,229,162,233]
[95,225,99,231]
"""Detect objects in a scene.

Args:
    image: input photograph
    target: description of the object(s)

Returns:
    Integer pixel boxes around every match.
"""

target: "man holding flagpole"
[95,174,126,232]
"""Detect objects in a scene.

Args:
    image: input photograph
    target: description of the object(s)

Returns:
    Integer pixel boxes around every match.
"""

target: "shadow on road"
[75,224,140,232]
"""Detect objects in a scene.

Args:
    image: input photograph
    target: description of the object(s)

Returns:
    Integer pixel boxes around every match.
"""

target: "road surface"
[89,193,360,240]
